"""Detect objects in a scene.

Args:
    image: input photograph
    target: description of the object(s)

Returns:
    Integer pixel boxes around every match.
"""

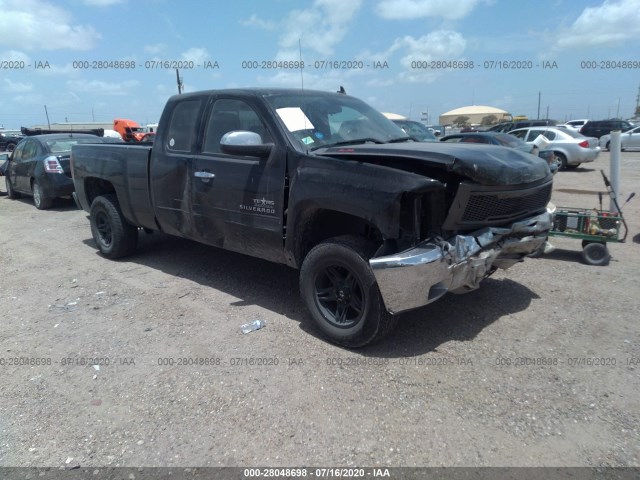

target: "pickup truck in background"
[71,88,553,347]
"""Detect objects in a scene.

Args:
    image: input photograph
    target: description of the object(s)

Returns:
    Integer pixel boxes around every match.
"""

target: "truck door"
[190,97,286,263]
[150,96,205,238]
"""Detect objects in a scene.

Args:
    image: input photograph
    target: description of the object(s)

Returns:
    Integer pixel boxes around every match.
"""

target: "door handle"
[194,171,215,179]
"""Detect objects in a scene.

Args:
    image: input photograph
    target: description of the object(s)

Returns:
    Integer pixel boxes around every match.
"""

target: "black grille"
[463,183,552,222]
[442,179,553,231]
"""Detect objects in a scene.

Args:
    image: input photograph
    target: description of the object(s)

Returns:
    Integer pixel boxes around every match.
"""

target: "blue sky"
[1,0,639,128]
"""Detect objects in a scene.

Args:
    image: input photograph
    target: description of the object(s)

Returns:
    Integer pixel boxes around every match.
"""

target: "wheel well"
[294,209,383,267]
[84,177,116,206]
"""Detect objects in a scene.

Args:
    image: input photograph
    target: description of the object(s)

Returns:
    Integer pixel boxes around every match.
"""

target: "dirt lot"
[0,151,639,469]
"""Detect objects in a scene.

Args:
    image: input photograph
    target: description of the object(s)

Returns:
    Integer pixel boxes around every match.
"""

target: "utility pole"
[616,97,620,118]
[537,91,541,120]
[44,105,51,129]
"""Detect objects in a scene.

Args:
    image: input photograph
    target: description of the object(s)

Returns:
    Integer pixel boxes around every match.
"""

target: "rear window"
[559,128,586,138]
[166,99,202,152]
[494,133,525,147]
[45,137,103,153]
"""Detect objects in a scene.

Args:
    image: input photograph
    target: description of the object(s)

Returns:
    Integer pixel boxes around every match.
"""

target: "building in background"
[439,106,511,127]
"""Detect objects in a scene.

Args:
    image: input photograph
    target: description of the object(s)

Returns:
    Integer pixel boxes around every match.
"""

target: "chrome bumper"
[369,210,553,314]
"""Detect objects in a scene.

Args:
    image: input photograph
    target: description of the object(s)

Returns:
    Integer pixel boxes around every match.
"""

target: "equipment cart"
[547,171,632,266]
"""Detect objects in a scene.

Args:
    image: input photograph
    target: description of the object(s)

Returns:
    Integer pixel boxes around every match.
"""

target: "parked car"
[508,126,600,169]
[391,119,437,142]
[580,119,634,139]
[487,119,557,133]
[4,133,107,209]
[0,151,9,176]
[561,119,590,131]
[0,130,24,152]
[440,132,533,152]
[599,125,640,150]
[440,132,559,172]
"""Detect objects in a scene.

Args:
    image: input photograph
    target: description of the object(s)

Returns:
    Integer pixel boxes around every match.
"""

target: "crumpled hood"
[317,142,551,186]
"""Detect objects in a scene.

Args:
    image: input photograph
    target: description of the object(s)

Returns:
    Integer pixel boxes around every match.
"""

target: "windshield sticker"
[301,136,314,145]
[276,107,315,132]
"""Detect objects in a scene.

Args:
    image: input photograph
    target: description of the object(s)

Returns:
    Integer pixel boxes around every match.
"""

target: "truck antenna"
[298,39,304,91]
[176,69,183,94]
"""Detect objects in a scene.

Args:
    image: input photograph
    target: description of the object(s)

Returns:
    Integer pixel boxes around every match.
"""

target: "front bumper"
[369,210,553,314]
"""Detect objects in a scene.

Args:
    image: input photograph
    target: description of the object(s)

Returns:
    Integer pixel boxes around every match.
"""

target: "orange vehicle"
[113,119,154,142]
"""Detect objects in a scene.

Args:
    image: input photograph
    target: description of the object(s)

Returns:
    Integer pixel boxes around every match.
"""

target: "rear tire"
[32,180,52,210]
[299,235,398,348]
[5,176,20,199]
[555,152,568,170]
[581,242,610,266]
[90,194,138,259]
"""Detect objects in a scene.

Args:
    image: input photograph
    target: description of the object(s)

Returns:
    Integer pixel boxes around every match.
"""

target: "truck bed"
[72,143,156,229]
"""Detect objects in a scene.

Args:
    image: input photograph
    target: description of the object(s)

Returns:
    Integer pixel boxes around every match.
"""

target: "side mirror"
[220,131,273,158]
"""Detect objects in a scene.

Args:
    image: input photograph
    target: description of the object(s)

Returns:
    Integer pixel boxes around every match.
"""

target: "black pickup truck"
[71,88,553,347]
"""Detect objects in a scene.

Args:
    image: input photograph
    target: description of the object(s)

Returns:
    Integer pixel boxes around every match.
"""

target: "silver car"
[599,125,640,151]
[508,126,600,169]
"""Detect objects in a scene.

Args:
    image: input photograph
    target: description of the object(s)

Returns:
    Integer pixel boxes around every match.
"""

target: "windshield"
[264,92,409,151]
[494,133,527,148]
[393,120,437,142]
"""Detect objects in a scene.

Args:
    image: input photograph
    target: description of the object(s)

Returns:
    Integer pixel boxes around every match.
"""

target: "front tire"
[90,194,138,259]
[299,235,398,347]
[32,180,52,209]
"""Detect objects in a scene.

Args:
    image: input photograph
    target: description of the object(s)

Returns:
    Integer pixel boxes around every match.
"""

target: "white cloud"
[66,79,140,96]
[0,50,31,63]
[241,14,277,30]
[144,43,166,54]
[0,0,100,51]
[556,0,640,49]
[3,79,33,93]
[395,31,467,68]
[181,47,210,65]
[256,70,356,93]
[244,0,363,59]
[375,0,484,20]
[83,0,125,5]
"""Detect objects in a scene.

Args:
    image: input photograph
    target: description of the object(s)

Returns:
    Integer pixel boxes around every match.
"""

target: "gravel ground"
[0,151,639,468]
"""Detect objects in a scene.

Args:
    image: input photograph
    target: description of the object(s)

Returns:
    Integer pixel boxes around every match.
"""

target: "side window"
[166,99,202,152]
[540,130,556,140]
[526,129,545,141]
[22,141,38,160]
[203,99,271,154]
[510,130,527,140]
[11,143,25,162]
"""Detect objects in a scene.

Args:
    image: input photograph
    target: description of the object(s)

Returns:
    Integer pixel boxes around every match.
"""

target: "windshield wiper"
[310,138,385,151]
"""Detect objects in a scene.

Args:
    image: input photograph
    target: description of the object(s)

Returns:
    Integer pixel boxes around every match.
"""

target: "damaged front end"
[369,210,552,314]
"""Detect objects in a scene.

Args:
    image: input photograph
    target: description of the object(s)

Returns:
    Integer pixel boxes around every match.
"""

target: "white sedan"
[509,126,600,170]
[600,125,640,151]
